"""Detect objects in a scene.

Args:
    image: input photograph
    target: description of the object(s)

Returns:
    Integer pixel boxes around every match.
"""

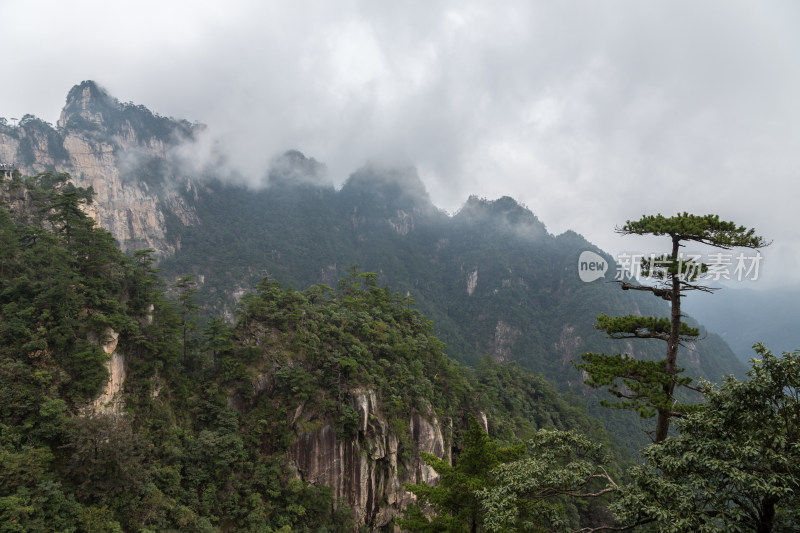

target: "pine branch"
[618,281,672,300]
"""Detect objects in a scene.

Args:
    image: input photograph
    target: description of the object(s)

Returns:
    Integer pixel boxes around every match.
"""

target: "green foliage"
[8,103,796,532]
[0,173,356,532]
[231,271,470,445]
[0,171,135,404]
[152,169,748,456]
[401,421,618,532]
[478,430,617,532]
[62,415,148,503]
[619,212,769,250]
[0,170,656,531]
[577,353,696,418]
[474,356,616,447]
[596,314,699,340]
[400,417,525,532]
[174,274,200,364]
[612,344,800,532]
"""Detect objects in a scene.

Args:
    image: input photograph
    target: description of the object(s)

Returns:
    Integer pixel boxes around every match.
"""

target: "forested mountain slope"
[0,172,620,530]
[0,81,746,453]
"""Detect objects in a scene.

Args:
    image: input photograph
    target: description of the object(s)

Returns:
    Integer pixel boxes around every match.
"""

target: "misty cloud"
[1,0,798,286]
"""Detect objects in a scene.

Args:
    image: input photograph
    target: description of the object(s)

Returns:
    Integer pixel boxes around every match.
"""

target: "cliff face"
[288,388,451,528]
[87,328,126,415]
[0,81,199,255]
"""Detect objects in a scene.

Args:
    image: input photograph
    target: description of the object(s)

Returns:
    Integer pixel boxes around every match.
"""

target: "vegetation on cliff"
[0,172,353,531]
[0,172,620,531]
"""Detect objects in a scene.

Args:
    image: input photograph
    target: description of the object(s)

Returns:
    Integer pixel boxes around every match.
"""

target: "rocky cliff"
[86,328,126,415]
[288,388,451,527]
[0,80,199,255]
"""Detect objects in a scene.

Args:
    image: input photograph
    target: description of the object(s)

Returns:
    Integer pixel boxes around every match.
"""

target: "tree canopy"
[613,344,800,532]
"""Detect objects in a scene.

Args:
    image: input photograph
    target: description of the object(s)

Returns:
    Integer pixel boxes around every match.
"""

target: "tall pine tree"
[576,213,768,442]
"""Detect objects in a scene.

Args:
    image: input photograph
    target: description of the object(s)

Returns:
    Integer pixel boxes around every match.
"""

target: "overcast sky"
[1,0,799,288]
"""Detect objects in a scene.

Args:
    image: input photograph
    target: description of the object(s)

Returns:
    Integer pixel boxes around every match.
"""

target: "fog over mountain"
[2,1,799,287]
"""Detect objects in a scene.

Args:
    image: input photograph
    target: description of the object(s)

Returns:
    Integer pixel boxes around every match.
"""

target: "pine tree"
[400,417,524,532]
[576,213,768,442]
[174,275,199,365]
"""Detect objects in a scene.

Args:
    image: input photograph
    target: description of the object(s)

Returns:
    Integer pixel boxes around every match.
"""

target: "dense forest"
[1,171,627,531]
[3,172,799,532]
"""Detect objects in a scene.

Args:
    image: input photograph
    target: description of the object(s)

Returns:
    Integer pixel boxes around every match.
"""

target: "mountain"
[0,81,747,450]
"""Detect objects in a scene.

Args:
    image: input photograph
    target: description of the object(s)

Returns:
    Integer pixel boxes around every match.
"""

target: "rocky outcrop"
[288,388,452,528]
[0,131,20,164]
[388,209,415,236]
[466,268,478,296]
[491,320,520,362]
[0,81,200,256]
[555,324,581,367]
[87,328,126,415]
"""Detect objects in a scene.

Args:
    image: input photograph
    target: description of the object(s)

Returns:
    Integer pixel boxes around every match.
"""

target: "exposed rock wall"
[555,324,581,367]
[87,328,126,415]
[60,131,177,254]
[288,388,452,528]
[0,81,199,256]
[466,268,478,296]
[491,320,520,362]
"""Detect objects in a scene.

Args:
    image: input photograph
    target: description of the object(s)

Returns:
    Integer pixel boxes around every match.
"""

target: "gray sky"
[2,0,799,287]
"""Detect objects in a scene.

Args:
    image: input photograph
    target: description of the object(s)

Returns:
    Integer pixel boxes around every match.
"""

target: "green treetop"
[576,213,768,442]
[613,345,800,532]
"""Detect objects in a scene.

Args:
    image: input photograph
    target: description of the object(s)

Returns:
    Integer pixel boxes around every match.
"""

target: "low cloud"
[1,0,798,285]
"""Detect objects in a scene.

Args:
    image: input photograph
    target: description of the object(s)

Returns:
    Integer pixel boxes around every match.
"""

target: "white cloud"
[1,0,798,286]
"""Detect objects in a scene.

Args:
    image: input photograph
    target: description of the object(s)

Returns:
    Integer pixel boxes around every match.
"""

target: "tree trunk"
[757,495,778,533]
[657,235,682,443]
[654,408,670,443]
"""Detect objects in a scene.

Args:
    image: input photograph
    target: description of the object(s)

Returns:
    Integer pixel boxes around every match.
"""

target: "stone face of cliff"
[0,80,200,256]
[86,328,126,415]
[288,388,451,528]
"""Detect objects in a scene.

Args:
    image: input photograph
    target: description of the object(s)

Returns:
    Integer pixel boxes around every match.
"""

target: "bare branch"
[617,281,672,300]
[561,486,617,498]
[681,382,705,393]
[574,519,654,533]
[678,280,719,293]
[608,331,670,341]
[597,465,619,489]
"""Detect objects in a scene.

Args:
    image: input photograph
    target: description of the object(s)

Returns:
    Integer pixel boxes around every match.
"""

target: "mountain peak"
[57,80,194,144]
[66,80,110,103]
[455,195,548,238]
[58,80,116,129]
[267,150,331,188]
[342,165,430,203]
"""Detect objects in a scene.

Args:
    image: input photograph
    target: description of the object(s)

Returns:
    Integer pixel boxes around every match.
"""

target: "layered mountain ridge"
[0,81,747,449]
